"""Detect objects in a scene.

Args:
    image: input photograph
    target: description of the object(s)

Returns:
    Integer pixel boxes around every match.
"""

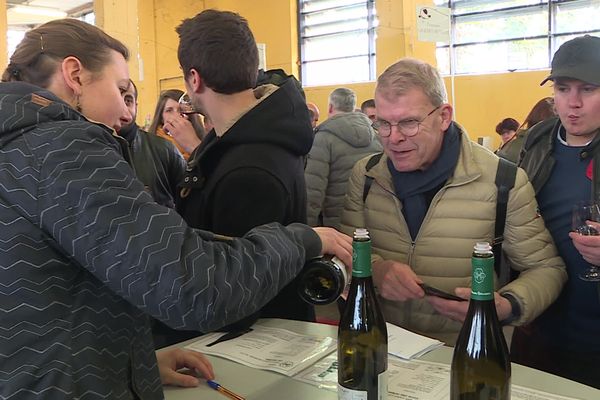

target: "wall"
[0,0,6,69]
[449,70,552,148]
[91,0,553,145]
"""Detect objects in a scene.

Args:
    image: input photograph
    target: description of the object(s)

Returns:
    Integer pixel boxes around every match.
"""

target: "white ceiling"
[7,0,93,26]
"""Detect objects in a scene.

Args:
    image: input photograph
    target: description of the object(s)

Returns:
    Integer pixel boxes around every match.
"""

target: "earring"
[75,95,82,113]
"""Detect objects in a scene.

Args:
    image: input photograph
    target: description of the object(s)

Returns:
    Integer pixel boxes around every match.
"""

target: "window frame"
[297,0,377,86]
[436,0,600,76]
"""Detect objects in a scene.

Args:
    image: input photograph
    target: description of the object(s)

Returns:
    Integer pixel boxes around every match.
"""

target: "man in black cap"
[513,35,600,388]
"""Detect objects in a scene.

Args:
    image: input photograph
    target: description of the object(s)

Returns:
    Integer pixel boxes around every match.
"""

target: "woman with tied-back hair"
[497,97,556,163]
[148,89,205,159]
[0,18,351,400]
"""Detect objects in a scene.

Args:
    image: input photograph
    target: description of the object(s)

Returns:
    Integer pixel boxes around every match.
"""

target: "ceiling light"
[12,5,67,18]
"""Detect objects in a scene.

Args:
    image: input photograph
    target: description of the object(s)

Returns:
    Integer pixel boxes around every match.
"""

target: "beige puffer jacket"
[340,130,567,345]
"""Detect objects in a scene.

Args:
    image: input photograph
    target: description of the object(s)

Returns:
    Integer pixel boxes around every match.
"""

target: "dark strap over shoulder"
[362,152,384,203]
[494,157,518,285]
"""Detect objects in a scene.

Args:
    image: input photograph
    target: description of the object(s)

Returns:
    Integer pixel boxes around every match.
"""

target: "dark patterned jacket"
[0,82,321,399]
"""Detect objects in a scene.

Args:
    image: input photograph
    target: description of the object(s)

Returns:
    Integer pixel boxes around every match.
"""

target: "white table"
[162,319,600,400]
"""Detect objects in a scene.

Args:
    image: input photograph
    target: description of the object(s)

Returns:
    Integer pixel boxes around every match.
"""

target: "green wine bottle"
[338,228,388,400]
[298,255,348,305]
[450,242,511,400]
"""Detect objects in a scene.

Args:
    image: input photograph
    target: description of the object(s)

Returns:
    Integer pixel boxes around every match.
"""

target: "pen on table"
[207,379,246,400]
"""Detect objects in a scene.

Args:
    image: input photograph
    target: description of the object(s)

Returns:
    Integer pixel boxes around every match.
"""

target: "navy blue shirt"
[536,132,600,351]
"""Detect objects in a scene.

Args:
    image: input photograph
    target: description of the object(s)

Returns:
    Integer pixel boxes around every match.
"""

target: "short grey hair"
[375,58,447,107]
[329,87,356,112]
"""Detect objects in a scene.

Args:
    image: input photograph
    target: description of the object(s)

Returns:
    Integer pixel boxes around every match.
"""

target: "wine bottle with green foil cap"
[450,242,511,400]
[338,228,388,400]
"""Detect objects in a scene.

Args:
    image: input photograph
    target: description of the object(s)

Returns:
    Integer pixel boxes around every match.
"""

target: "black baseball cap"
[541,35,600,86]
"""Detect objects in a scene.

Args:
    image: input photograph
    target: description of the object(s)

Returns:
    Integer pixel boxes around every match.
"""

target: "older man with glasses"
[340,58,566,345]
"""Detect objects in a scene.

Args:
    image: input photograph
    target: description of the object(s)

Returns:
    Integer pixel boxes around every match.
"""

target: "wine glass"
[177,92,201,115]
[572,201,600,281]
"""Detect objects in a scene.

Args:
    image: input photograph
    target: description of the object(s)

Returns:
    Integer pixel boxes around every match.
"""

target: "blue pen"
[207,379,246,400]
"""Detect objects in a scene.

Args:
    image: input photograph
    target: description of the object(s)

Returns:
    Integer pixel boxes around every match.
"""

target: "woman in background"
[148,88,205,159]
[497,97,556,162]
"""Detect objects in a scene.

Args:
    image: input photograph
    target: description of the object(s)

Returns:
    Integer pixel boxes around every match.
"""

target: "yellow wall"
[153,0,298,92]
[448,71,552,149]
[0,0,6,69]
[88,0,553,144]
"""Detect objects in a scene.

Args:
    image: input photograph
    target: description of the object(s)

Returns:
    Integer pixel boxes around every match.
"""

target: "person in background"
[118,79,185,208]
[305,87,382,228]
[174,9,316,339]
[307,101,320,130]
[340,58,566,345]
[0,18,351,399]
[148,89,204,159]
[497,97,555,162]
[513,35,600,389]
[494,117,519,154]
[361,98,377,122]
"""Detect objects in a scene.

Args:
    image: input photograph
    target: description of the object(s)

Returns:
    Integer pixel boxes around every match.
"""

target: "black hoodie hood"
[201,79,314,157]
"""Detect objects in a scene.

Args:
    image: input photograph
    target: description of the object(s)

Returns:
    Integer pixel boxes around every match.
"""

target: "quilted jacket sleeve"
[37,125,321,332]
[305,132,331,226]
[340,157,384,265]
[499,167,567,325]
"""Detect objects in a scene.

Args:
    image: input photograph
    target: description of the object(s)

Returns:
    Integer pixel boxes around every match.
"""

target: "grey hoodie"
[305,111,382,228]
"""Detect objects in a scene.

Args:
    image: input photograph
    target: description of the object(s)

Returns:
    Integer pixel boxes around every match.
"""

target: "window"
[298,0,377,86]
[435,0,600,75]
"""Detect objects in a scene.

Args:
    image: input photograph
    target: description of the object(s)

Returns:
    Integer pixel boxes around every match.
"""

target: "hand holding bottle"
[312,227,352,267]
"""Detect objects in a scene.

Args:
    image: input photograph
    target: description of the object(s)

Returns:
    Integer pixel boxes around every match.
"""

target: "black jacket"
[519,117,600,200]
[0,82,322,399]
[177,80,315,324]
[119,123,185,208]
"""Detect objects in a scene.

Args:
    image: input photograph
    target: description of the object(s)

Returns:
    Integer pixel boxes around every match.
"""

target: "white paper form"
[294,356,581,400]
[386,322,443,360]
[185,325,336,376]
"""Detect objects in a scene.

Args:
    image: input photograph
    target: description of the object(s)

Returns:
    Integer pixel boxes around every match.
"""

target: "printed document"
[185,325,336,376]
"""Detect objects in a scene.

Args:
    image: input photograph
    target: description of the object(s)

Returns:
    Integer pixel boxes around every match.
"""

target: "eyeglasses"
[372,106,440,138]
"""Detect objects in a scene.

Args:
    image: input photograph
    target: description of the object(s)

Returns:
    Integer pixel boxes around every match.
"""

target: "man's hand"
[569,221,600,265]
[156,348,214,387]
[163,115,202,153]
[426,288,513,322]
[312,227,352,267]
[372,259,424,301]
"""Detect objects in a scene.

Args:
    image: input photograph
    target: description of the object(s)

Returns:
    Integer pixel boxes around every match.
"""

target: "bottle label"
[332,256,349,288]
[337,385,367,400]
[336,371,388,400]
[378,370,388,400]
[352,240,372,278]
[471,255,494,301]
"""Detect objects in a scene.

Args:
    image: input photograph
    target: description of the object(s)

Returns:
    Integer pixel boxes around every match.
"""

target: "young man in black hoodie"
[165,10,314,344]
